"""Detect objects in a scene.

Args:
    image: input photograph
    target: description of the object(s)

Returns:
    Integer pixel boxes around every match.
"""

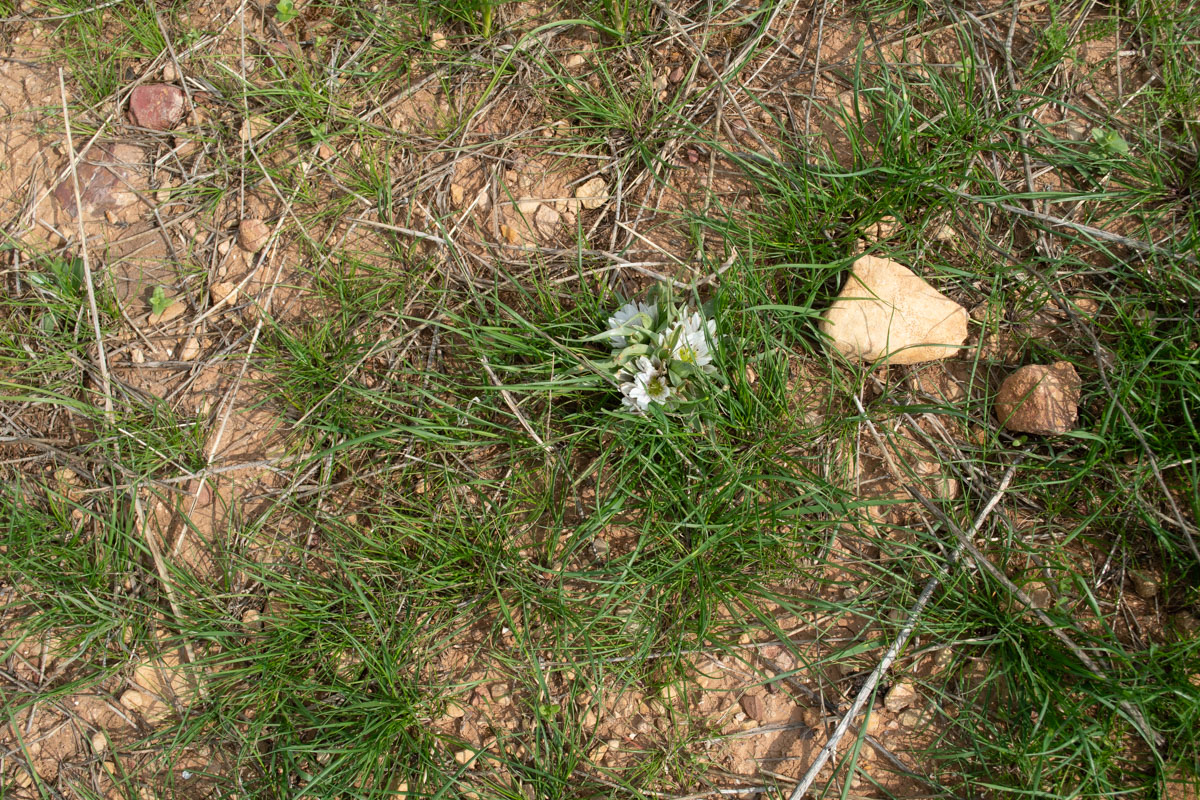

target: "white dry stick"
[131,493,206,700]
[695,248,739,288]
[961,190,1197,266]
[351,216,451,247]
[480,355,554,459]
[58,69,113,421]
[789,398,1024,800]
[179,146,311,553]
[180,221,290,551]
[905,486,1166,749]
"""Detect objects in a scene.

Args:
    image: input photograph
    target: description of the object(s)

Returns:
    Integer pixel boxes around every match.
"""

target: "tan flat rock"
[820,255,968,364]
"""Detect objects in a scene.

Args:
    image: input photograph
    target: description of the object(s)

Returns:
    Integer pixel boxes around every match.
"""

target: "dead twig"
[57,69,113,421]
[480,355,553,459]
[789,401,1024,799]
[955,191,1198,265]
[849,396,1165,753]
[756,652,960,795]
[131,493,204,697]
[351,215,450,247]
[1056,297,1200,567]
[905,486,1165,749]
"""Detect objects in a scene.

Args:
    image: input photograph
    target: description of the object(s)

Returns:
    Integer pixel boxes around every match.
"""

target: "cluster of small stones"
[820,251,1080,435]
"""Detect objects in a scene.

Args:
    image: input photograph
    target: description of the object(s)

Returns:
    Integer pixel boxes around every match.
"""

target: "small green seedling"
[275,0,298,23]
[149,286,174,316]
[478,0,494,38]
[1091,127,1130,157]
[437,0,499,38]
[27,255,83,301]
[600,0,633,36]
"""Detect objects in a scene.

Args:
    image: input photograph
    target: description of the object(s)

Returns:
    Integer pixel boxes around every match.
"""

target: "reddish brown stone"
[995,362,1082,435]
[53,143,144,219]
[236,218,270,253]
[129,84,185,131]
[739,694,765,721]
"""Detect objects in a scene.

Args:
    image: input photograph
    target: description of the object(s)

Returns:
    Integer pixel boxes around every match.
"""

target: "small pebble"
[178,335,200,361]
[1130,570,1160,600]
[120,689,147,710]
[995,362,1081,435]
[148,300,186,327]
[739,694,765,721]
[1024,581,1054,609]
[210,281,237,306]
[884,681,917,712]
[574,177,608,210]
[1072,295,1100,318]
[237,218,270,252]
[591,537,610,559]
[1062,120,1089,141]
[129,84,186,131]
[239,115,272,141]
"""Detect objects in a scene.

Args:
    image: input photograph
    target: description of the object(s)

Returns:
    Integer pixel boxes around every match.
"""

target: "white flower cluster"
[596,291,719,413]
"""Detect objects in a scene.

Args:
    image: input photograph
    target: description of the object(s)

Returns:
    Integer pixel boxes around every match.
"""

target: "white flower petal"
[662,311,715,369]
[605,301,659,348]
